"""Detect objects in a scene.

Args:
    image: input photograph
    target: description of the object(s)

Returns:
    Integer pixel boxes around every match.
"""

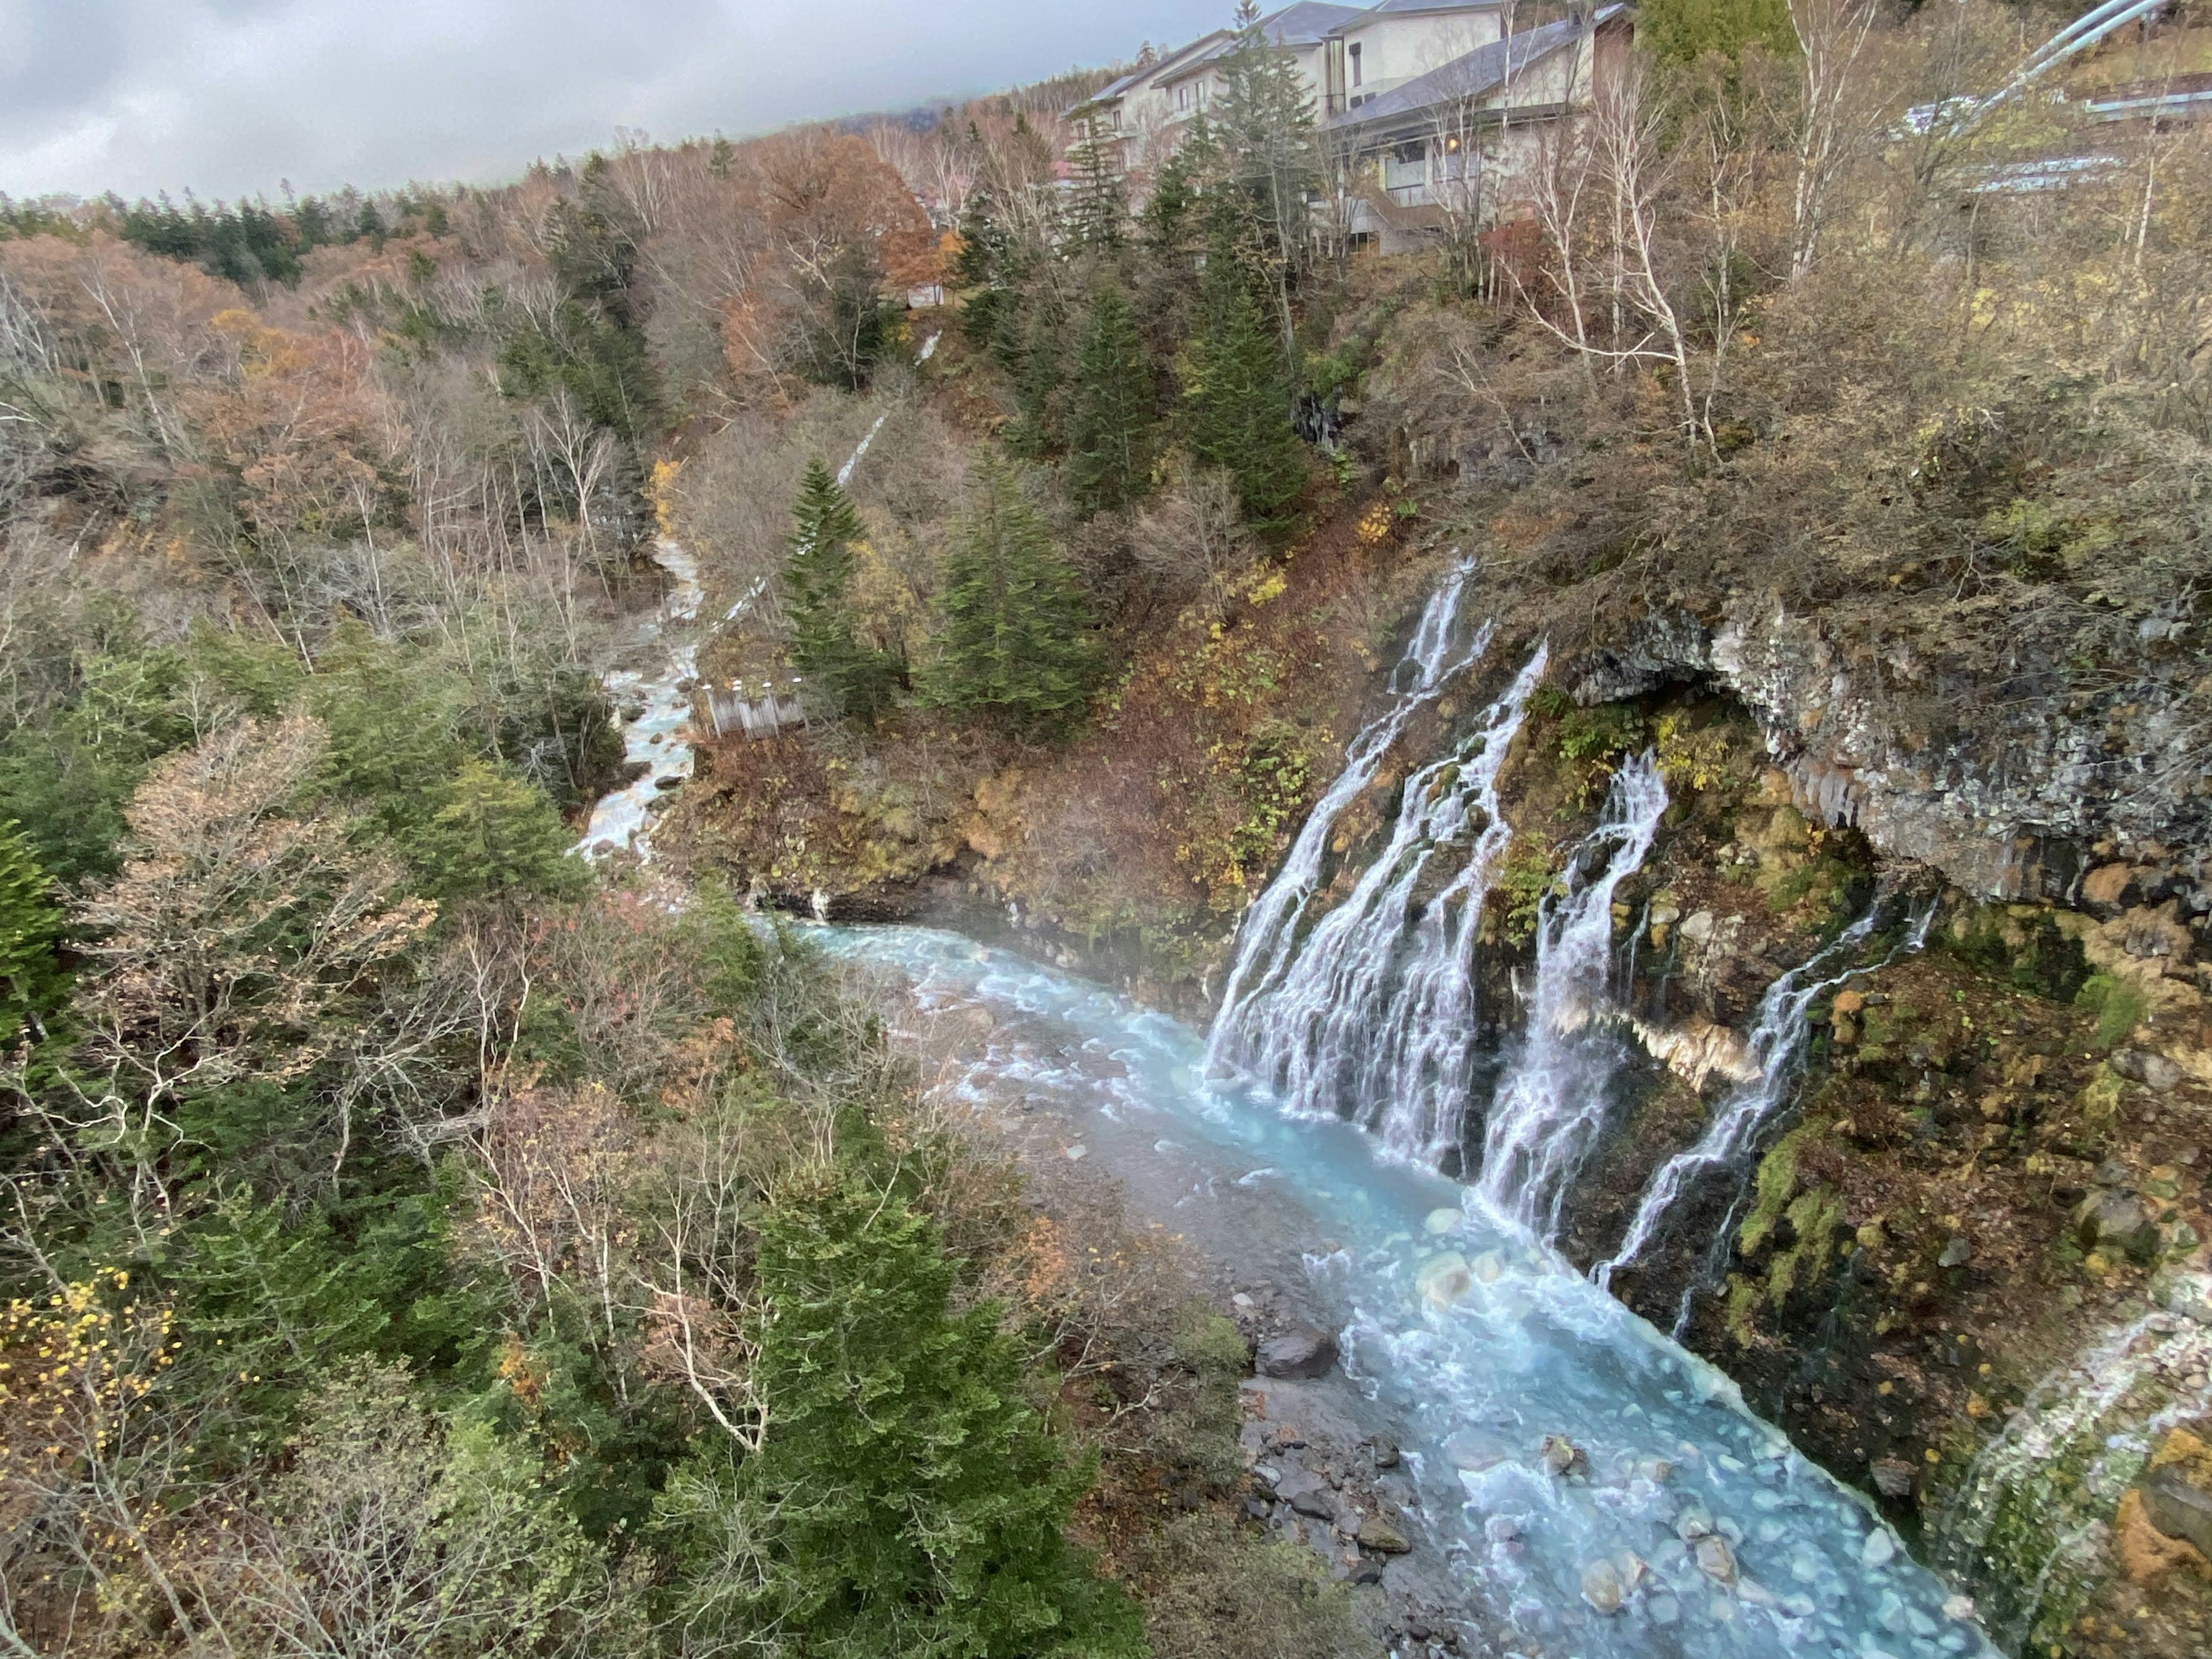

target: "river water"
[811,924,1999,1659]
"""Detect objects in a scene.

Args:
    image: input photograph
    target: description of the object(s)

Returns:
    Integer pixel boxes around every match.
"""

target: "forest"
[2,0,2210,1653]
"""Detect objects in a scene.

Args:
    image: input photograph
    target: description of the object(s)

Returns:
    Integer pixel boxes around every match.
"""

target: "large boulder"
[2141,1465,2212,1560]
[2075,1190,2161,1263]
[1255,1325,1338,1380]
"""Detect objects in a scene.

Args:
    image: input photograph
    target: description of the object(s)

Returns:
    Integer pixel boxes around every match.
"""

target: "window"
[1349,41,1363,87]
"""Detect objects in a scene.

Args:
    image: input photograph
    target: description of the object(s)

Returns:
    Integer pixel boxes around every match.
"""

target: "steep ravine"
[634,472,2212,1653]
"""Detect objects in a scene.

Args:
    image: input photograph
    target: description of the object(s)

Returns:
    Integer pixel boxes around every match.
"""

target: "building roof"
[1361,0,1505,16]
[1158,1,1369,83]
[1069,29,1233,112]
[1262,1,1372,45]
[1322,6,1622,135]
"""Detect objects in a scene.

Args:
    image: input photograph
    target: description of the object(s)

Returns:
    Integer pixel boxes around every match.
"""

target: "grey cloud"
[3,0,1232,202]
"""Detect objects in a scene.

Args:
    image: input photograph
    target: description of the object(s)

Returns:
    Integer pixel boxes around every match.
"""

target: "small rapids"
[575,536,702,861]
[815,924,1997,1659]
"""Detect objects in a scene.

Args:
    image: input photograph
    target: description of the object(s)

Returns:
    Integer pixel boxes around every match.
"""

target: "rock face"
[1255,1325,1339,1380]
[1558,601,2209,899]
[2141,1467,2212,1560]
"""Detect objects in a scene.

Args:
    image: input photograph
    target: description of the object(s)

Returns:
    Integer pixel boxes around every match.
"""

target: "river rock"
[1357,1513,1412,1554]
[1695,1534,1737,1584]
[1256,1326,1338,1380]
[1277,1468,1339,1521]
[1469,1249,1505,1284]
[1581,1558,1624,1613]
[1541,1434,1589,1478]
[1423,1206,1461,1235]
[1870,1457,1916,1499]
[2075,1190,2161,1262]
[2141,1465,2212,1558]
[1861,1527,1897,1567]
[1416,1251,1473,1309]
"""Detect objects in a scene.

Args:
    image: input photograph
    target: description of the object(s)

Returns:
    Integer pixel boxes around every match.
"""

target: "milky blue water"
[812,923,2000,1659]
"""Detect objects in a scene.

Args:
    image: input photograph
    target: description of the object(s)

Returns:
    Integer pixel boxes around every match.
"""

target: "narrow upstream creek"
[812,925,1997,1659]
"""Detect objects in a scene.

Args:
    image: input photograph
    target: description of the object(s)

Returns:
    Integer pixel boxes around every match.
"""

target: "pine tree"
[0,820,58,1043]
[1066,282,1154,517]
[1063,112,1127,253]
[1183,229,1307,531]
[1215,0,1320,286]
[785,460,902,719]
[1007,284,1069,459]
[929,453,1098,738]
[666,1172,1145,1659]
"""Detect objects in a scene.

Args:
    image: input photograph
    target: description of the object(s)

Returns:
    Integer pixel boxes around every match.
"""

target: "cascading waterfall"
[1471,752,1670,1241]
[1209,647,1547,1160]
[1206,559,1491,1043]
[1595,899,1935,1289]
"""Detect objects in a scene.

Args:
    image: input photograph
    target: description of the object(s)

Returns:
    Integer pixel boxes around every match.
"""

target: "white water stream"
[1597,902,1934,1291]
[1209,645,1546,1161]
[1472,753,1671,1243]
[575,537,703,861]
[1206,559,1491,1037]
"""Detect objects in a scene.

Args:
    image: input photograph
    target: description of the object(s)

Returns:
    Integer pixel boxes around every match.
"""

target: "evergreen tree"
[1007,284,1070,459]
[784,460,902,719]
[1066,282,1154,516]
[1641,0,1797,64]
[408,761,584,903]
[1063,113,1127,253]
[1215,0,1320,291]
[953,189,1025,364]
[665,1171,1145,1659]
[928,454,1098,738]
[0,820,59,1044]
[1183,230,1307,531]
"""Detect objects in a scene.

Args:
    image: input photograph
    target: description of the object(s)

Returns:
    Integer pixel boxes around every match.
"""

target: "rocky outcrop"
[1554,600,2210,906]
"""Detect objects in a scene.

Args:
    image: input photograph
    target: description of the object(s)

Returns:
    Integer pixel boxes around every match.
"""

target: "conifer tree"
[668,1171,1145,1658]
[1007,285,1069,459]
[1215,0,1320,293]
[784,460,902,719]
[0,820,58,1043]
[1066,282,1154,516]
[928,453,1098,738]
[1063,113,1127,253]
[1183,229,1306,531]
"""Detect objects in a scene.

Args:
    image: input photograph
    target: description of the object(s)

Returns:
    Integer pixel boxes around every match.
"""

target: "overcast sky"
[1,0,1234,203]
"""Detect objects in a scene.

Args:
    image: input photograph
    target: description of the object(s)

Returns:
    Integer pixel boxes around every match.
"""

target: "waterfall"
[1208,647,1546,1158]
[1205,559,1490,1053]
[1933,1302,2212,1649]
[1471,752,1669,1241]
[1594,899,1934,1287]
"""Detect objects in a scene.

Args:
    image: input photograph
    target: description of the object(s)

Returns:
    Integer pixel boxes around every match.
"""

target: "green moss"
[1739,1120,1826,1256]
[1724,1275,1762,1346]
[1945,903,2090,1001]
[1768,1189,1844,1307]
[2074,972,2147,1050]
[1556,703,1647,766]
